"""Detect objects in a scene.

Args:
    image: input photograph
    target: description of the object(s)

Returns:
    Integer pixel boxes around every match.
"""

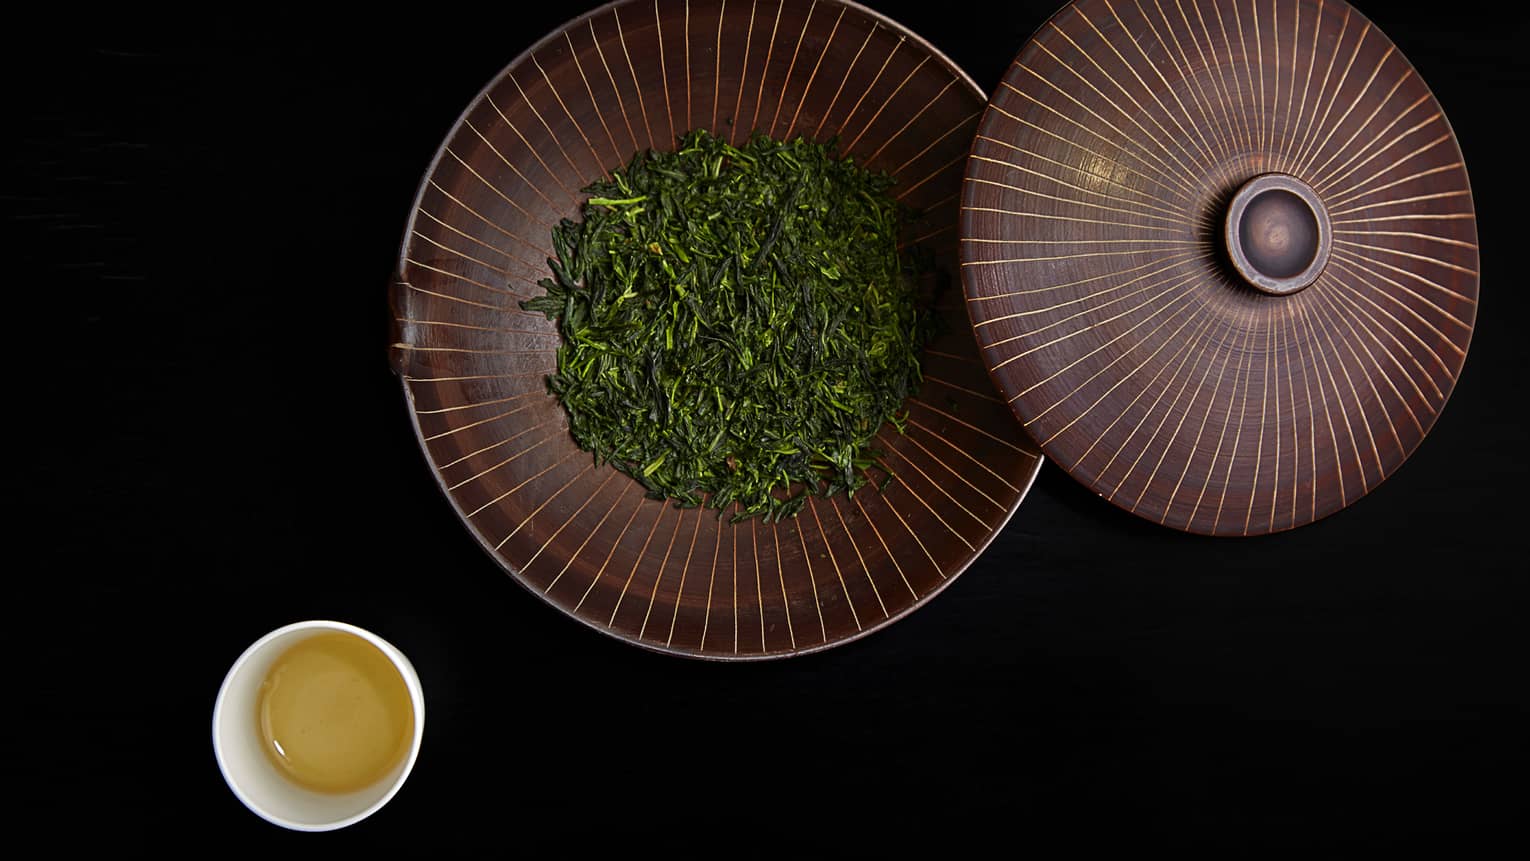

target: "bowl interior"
[392,0,1041,658]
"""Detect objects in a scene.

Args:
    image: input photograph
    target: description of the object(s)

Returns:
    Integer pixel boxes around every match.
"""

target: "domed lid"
[960,0,1478,535]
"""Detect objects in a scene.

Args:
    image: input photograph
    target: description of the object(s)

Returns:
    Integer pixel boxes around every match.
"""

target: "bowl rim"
[390,0,1044,660]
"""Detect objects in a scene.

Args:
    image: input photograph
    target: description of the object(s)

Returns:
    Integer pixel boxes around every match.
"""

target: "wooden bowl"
[390,0,1042,658]
[960,0,1477,536]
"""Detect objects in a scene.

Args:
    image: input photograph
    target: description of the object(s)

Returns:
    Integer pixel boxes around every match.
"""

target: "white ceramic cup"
[211,620,425,831]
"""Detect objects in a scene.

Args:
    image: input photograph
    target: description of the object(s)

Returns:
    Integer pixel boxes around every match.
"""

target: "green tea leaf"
[521,129,931,522]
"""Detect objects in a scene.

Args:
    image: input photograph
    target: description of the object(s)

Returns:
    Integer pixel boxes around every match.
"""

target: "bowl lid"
[961,0,1478,535]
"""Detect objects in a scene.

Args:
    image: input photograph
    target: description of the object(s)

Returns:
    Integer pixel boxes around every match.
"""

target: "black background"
[13,0,1526,850]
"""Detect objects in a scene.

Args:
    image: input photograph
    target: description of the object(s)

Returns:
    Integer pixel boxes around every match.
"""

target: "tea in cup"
[212,621,425,831]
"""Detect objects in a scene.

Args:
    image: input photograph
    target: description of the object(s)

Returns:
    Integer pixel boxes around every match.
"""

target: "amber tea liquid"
[255,631,414,794]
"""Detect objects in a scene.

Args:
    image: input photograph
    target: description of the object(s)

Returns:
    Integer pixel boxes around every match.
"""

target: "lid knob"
[1223,173,1332,296]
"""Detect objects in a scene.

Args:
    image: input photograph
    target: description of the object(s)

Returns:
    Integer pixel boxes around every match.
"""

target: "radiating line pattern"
[960,0,1477,536]
[389,0,1042,658]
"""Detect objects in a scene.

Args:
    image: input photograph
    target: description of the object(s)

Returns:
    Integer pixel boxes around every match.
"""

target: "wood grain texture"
[960,0,1477,536]
[390,0,1042,658]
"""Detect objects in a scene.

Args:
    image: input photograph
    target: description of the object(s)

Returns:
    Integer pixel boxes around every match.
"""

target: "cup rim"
[211,620,426,832]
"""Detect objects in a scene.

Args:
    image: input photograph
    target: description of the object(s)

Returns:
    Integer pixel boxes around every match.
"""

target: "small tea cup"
[211,620,425,831]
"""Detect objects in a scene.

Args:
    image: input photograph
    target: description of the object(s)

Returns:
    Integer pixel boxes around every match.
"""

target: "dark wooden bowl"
[960,0,1477,536]
[390,0,1042,658]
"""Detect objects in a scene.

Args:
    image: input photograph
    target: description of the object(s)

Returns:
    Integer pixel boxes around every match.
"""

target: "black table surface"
[14,0,1526,850]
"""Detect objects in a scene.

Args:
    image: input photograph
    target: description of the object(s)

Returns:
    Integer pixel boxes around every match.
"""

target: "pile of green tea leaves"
[523,129,930,522]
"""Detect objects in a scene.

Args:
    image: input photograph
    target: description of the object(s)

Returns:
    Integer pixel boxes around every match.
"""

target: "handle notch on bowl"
[388,276,418,377]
